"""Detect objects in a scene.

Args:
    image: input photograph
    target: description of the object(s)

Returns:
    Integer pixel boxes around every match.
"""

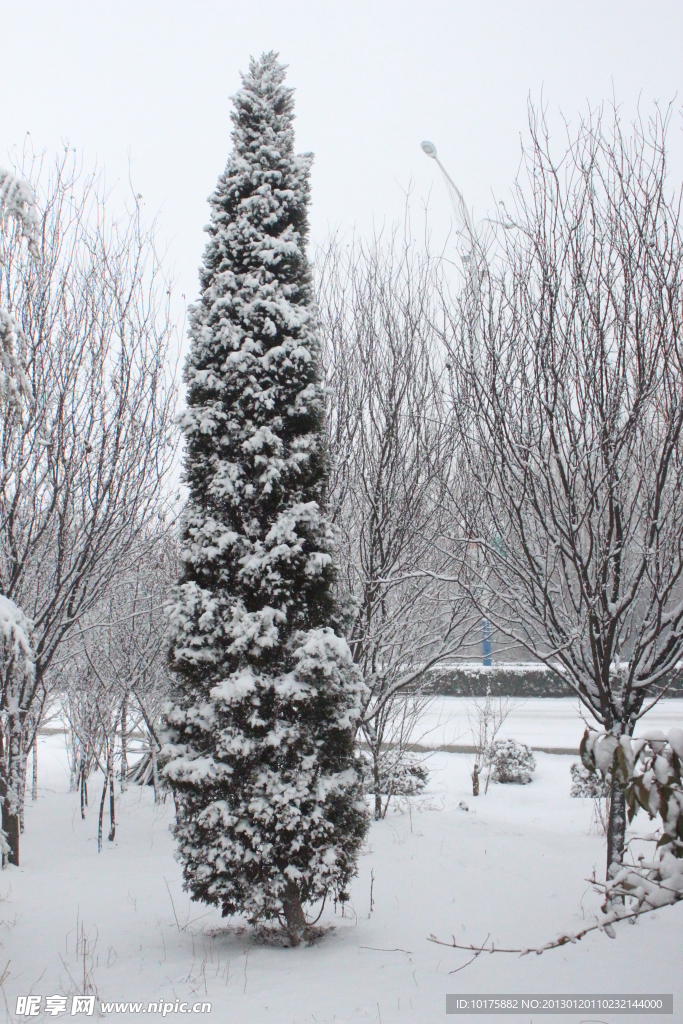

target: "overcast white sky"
[2,1,682,338]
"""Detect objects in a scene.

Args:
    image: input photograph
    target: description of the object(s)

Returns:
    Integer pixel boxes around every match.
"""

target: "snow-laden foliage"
[490,738,536,784]
[0,595,34,678]
[163,53,368,939]
[0,168,39,251]
[581,729,683,915]
[0,309,32,412]
[0,168,36,413]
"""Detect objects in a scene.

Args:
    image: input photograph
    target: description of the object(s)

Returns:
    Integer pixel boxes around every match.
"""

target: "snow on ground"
[2,702,682,1023]
[410,696,683,751]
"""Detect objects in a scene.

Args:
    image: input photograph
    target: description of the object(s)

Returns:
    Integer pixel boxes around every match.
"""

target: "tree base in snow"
[282,882,308,946]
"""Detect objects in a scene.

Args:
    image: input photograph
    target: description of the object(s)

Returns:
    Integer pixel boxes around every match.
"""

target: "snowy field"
[409,697,683,752]
[3,703,682,1024]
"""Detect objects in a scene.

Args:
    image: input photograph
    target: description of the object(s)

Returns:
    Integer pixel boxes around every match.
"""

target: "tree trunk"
[120,696,128,791]
[79,756,88,819]
[0,711,24,865]
[0,773,20,867]
[108,744,116,842]
[98,764,109,853]
[0,796,19,867]
[472,763,480,796]
[373,753,383,821]
[606,774,626,878]
[32,734,38,800]
[151,746,160,804]
[17,742,28,832]
[282,880,307,946]
[0,725,19,867]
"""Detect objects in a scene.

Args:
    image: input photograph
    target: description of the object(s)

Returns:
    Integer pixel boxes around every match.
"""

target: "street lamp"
[420,141,478,247]
[421,140,484,343]
[422,140,492,667]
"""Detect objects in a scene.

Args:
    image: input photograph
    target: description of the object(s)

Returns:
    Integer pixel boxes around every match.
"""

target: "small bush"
[490,739,536,784]
[570,762,611,799]
[569,761,612,834]
[360,752,430,797]
[387,757,430,796]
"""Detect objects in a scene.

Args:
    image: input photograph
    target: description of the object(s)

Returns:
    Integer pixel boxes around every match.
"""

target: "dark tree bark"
[120,695,128,791]
[107,745,116,842]
[0,710,25,865]
[98,764,109,853]
[606,777,627,875]
[31,732,38,801]
[79,757,88,819]
[373,756,383,821]
[151,746,160,805]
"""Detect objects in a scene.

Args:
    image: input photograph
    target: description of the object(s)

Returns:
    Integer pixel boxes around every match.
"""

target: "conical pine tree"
[163,53,368,943]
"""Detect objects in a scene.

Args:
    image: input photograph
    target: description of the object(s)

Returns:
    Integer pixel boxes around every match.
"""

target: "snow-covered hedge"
[490,739,536,784]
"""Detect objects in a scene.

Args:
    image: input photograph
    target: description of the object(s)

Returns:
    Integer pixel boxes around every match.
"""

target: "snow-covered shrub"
[570,760,611,834]
[570,761,611,799]
[360,750,429,803]
[388,757,429,796]
[490,739,536,784]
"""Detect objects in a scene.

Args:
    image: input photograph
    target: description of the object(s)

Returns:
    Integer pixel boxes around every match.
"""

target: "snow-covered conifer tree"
[163,53,368,944]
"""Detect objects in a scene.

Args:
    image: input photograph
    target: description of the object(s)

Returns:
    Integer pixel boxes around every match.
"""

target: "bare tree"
[0,148,178,864]
[466,686,512,795]
[440,103,683,877]
[60,658,104,818]
[360,689,434,819]
[318,232,476,818]
[58,526,178,823]
[59,647,122,848]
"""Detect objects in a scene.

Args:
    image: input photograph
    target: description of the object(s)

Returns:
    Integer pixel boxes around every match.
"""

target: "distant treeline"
[424,664,683,699]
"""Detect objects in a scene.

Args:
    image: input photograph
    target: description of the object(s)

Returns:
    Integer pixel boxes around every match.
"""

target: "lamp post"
[422,141,492,667]
[421,140,485,356]
[420,141,478,246]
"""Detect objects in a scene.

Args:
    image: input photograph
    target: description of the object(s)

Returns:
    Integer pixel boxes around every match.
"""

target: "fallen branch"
[447,933,490,974]
[428,888,682,961]
[359,946,414,954]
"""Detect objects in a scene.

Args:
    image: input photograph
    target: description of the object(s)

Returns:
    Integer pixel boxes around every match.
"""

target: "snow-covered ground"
[3,703,682,1023]
[409,696,683,752]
